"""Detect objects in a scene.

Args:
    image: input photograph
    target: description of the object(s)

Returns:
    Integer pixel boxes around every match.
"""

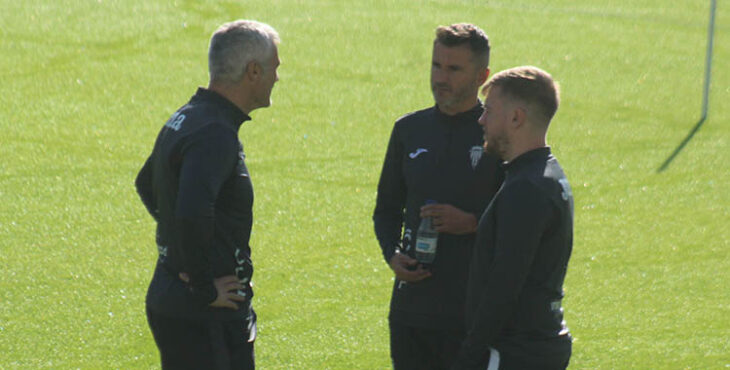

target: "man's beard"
[432,83,473,111]
[484,135,508,160]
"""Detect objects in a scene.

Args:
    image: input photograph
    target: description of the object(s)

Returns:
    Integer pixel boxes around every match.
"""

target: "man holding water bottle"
[373,23,503,369]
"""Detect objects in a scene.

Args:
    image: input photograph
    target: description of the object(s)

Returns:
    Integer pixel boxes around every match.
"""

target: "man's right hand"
[389,251,431,282]
[209,275,247,309]
[179,273,246,310]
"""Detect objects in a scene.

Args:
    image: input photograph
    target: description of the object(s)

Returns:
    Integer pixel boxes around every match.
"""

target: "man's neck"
[504,132,548,163]
[208,82,254,115]
[438,98,479,116]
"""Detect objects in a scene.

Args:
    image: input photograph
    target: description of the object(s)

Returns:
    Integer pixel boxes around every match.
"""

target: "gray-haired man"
[135,20,280,369]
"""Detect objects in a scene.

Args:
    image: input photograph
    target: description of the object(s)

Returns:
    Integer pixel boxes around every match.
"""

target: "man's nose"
[431,68,447,83]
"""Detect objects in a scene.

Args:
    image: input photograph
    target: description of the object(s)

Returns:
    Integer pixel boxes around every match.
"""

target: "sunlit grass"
[1,0,728,368]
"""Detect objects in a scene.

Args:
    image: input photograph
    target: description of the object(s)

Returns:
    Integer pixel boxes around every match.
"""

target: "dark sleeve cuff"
[382,243,399,265]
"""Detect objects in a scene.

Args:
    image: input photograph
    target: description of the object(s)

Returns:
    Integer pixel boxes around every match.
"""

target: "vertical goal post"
[701,0,717,122]
[657,0,717,172]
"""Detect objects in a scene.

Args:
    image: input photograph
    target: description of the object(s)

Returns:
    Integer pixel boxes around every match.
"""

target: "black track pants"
[146,307,255,370]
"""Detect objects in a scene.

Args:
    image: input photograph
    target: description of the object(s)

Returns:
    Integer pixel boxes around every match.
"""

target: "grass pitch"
[1,0,728,368]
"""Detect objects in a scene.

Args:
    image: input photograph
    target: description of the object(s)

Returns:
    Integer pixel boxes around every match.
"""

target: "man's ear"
[245,61,262,81]
[512,106,528,129]
[477,68,490,86]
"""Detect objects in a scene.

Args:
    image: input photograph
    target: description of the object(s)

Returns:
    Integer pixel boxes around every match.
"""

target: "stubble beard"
[432,83,474,113]
[484,135,508,160]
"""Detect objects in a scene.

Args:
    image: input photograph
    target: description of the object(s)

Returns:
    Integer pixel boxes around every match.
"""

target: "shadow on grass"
[657,116,707,173]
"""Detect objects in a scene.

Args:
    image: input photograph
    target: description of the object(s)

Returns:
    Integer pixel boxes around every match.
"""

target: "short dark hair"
[484,66,560,125]
[434,23,490,69]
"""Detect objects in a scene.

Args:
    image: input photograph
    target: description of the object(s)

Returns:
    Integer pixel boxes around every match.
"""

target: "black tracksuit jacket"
[454,147,573,369]
[373,103,503,330]
[135,88,254,321]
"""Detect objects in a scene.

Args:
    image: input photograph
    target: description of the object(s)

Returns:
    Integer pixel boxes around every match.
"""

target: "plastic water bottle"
[415,200,438,266]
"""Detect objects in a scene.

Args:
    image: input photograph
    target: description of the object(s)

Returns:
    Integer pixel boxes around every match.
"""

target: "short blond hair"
[484,66,560,126]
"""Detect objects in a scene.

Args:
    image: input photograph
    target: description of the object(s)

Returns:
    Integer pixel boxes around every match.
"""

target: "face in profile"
[256,46,280,109]
[479,86,511,159]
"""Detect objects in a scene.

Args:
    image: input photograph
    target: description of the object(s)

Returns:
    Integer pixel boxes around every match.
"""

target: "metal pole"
[657,0,718,172]
[701,0,717,121]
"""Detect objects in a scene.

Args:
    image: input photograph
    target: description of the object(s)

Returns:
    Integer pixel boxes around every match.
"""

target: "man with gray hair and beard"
[136,20,280,369]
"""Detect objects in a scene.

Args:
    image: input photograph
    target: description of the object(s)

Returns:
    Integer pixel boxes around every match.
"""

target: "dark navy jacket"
[136,88,254,321]
[373,103,503,330]
[455,147,573,368]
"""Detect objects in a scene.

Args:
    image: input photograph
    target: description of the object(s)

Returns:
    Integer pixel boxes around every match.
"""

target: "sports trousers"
[146,307,255,370]
[458,342,571,370]
[389,321,465,370]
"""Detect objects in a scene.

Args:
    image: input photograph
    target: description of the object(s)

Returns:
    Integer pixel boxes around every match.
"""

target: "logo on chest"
[409,148,429,159]
[469,146,483,169]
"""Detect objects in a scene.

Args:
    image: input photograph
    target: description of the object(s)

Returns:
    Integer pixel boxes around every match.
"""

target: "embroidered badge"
[469,146,483,169]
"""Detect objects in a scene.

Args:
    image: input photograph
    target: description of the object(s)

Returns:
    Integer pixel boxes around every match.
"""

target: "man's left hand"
[420,203,477,235]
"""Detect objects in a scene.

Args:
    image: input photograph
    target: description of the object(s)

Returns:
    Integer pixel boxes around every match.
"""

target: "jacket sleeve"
[373,123,407,264]
[175,124,238,306]
[454,180,553,367]
[135,156,158,222]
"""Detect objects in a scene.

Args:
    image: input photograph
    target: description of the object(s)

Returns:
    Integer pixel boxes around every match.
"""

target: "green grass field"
[1,0,729,368]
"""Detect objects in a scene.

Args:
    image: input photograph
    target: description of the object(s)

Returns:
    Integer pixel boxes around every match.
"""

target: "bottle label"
[415,238,437,253]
